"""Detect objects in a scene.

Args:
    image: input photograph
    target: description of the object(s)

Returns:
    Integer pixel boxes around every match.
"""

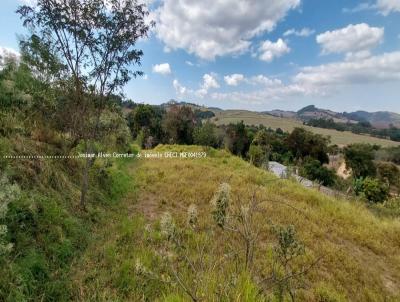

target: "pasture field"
[212,110,400,147]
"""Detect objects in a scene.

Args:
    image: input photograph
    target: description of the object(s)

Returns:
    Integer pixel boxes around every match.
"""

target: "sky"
[1,0,400,113]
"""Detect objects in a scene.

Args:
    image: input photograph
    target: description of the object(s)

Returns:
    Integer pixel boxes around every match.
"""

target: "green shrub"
[193,122,218,147]
[300,158,337,186]
[354,177,389,203]
[248,144,268,168]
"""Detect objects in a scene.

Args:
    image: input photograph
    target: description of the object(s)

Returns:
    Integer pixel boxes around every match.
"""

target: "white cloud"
[209,84,307,105]
[202,73,219,90]
[163,46,171,53]
[342,3,373,13]
[186,51,400,105]
[154,0,300,60]
[294,51,400,89]
[197,73,220,97]
[377,0,400,15]
[345,50,372,61]
[173,73,220,99]
[173,79,187,95]
[343,1,400,15]
[185,61,194,66]
[283,27,315,37]
[316,23,384,56]
[258,38,290,62]
[224,74,245,86]
[152,63,171,75]
[250,75,283,86]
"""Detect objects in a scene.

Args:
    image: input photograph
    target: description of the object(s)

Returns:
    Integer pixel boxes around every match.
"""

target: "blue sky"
[1,0,400,113]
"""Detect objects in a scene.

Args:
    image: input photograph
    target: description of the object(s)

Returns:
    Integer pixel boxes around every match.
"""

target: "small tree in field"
[18,0,153,209]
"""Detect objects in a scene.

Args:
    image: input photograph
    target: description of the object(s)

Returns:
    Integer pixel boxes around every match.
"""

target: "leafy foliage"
[224,121,251,157]
[361,177,389,203]
[163,106,196,144]
[344,144,376,178]
[286,128,330,164]
[193,122,219,147]
[299,158,337,186]
[354,177,389,203]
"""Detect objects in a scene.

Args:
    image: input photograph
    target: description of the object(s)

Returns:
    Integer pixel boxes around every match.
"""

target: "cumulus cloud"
[316,23,384,58]
[294,51,400,89]
[258,39,290,62]
[283,27,315,37]
[153,0,300,60]
[181,51,400,105]
[196,73,220,97]
[224,74,245,86]
[173,73,220,98]
[173,79,187,95]
[223,74,283,87]
[152,63,171,75]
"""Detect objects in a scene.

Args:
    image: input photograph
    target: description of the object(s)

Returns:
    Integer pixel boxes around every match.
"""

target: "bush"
[354,177,389,203]
[299,158,337,186]
[193,122,218,147]
[376,162,400,189]
[248,144,267,168]
[362,177,389,203]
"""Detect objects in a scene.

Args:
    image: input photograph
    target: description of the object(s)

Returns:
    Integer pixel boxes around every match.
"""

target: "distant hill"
[160,99,222,112]
[265,105,400,128]
[212,110,400,147]
[343,111,400,128]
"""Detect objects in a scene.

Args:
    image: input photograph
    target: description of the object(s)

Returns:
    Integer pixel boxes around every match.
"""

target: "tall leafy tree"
[163,106,196,145]
[285,128,330,164]
[344,143,376,179]
[224,121,250,157]
[17,0,153,209]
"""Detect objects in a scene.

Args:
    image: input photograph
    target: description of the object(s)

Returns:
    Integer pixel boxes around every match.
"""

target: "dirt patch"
[337,162,351,179]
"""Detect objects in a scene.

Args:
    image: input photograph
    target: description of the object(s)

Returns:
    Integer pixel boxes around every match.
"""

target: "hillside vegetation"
[72,145,400,301]
[212,110,400,147]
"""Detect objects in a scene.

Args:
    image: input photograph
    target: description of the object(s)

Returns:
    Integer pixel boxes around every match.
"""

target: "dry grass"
[212,110,400,147]
[71,145,400,301]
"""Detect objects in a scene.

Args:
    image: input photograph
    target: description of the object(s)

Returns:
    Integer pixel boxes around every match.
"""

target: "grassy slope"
[0,133,136,301]
[72,145,400,301]
[212,110,400,147]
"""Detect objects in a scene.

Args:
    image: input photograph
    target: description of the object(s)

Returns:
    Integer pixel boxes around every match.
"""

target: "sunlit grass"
[72,145,400,301]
